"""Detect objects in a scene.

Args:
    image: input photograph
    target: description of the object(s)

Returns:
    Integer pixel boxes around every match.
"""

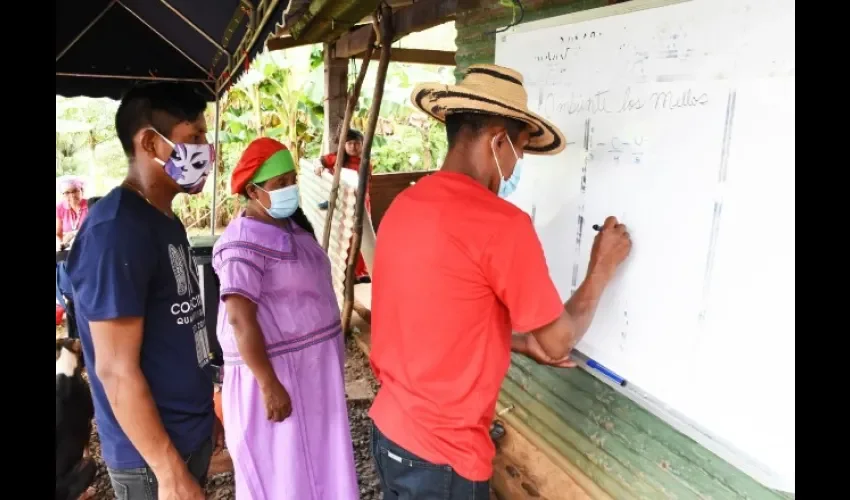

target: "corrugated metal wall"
[298,160,357,305]
[456,1,791,498]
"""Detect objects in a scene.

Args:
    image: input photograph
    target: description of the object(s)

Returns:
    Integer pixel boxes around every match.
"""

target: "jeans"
[371,422,490,500]
[106,438,213,500]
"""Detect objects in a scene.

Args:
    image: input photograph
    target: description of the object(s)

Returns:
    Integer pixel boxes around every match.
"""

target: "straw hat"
[410,64,565,155]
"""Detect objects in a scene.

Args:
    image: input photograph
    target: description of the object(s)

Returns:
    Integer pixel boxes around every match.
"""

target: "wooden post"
[360,211,376,272]
[322,43,348,155]
[321,31,377,251]
[341,4,393,335]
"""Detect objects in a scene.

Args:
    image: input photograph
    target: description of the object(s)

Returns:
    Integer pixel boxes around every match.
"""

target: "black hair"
[288,207,316,241]
[243,182,316,241]
[346,129,364,142]
[341,128,364,166]
[115,82,207,157]
[87,196,102,208]
[444,113,527,150]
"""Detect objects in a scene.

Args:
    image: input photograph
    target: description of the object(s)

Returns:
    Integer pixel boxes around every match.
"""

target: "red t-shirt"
[321,153,372,180]
[368,171,564,481]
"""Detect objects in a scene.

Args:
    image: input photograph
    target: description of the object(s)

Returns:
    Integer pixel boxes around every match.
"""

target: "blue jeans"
[371,422,490,500]
[106,438,212,500]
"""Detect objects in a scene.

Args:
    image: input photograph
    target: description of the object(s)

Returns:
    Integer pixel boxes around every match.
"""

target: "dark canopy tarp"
[56,0,290,101]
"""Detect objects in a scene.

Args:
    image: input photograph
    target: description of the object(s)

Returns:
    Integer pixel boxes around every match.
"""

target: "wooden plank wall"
[499,357,790,499]
[370,171,435,230]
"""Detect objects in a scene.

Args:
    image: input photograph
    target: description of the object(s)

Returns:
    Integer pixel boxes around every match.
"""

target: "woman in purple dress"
[212,138,359,500]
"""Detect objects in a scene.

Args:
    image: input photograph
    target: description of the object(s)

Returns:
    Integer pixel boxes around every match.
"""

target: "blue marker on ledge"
[585,358,627,387]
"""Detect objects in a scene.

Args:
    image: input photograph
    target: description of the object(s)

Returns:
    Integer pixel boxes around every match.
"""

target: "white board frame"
[495,0,792,492]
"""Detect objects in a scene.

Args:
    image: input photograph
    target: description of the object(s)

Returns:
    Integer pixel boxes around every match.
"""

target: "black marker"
[592,224,602,231]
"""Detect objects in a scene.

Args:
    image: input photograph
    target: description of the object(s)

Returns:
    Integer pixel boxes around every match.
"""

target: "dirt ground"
[58,322,383,500]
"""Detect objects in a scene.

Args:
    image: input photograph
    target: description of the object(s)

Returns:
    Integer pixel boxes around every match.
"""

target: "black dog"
[56,338,95,500]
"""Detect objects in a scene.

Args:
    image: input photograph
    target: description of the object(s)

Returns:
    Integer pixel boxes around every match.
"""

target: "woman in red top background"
[316,128,372,283]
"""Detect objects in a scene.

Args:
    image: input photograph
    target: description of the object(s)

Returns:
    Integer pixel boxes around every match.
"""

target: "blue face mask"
[255,184,299,219]
[492,134,523,198]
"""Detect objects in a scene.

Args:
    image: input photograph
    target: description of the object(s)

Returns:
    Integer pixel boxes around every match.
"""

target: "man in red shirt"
[369,64,632,499]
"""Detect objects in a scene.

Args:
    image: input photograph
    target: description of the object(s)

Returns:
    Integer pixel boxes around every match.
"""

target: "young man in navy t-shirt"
[67,83,219,500]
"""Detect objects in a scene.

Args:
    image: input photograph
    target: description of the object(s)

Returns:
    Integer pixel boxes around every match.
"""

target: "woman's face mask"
[491,134,523,198]
[150,129,216,195]
[254,184,300,219]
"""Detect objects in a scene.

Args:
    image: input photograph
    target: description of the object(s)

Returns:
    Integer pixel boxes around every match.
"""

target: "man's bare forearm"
[526,218,631,360]
[527,271,612,360]
[563,271,610,347]
[510,333,529,355]
[99,367,186,477]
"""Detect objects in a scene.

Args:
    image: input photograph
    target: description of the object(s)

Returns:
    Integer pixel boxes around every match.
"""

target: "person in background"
[315,128,371,283]
[317,128,368,179]
[57,196,102,341]
[368,64,633,498]
[66,82,221,500]
[213,137,359,500]
[56,177,88,250]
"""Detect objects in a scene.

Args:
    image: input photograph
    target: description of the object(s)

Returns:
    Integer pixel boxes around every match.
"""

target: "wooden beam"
[269,0,442,50]
[492,415,600,500]
[322,43,349,155]
[341,3,394,336]
[353,0,417,24]
[334,0,458,58]
[266,35,307,52]
[323,31,376,249]
[492,452,548,500]
[496,400,616,500]
[353,283,372,324]
[353,47,455,66]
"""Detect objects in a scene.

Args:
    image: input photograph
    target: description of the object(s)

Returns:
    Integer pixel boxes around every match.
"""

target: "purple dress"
[212,216,359,500]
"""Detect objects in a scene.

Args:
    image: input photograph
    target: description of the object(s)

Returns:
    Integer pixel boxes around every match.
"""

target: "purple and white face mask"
[150,129,216,195]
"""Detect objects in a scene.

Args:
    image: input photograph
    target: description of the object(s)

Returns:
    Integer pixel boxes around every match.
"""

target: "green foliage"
[55,97,123,197]
[220,49,324,167]
[55,132,89,177]
[56,46,453,229]
[371,122,448,173]
[309,45,323,70]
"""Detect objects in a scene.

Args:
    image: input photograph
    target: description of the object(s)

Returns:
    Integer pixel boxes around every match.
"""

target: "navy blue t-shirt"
[67,186,213,469]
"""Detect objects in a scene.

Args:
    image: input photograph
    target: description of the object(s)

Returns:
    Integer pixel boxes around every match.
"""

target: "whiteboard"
[495,0,794,492]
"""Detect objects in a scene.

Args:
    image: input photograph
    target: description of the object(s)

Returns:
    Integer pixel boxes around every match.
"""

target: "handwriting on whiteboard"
[535,31,605,62]
[540,86,709,117]
[592,135,646,164]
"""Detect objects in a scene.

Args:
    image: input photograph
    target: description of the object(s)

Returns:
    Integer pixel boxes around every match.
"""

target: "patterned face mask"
[150,128,216,194]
